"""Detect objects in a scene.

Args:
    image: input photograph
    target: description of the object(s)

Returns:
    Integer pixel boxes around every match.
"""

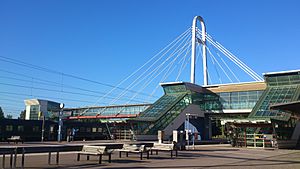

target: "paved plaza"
[1,142,300,169]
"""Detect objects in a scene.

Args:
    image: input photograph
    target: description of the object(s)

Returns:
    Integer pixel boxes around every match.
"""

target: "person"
[71,128,77,141]
[67,129,71,142]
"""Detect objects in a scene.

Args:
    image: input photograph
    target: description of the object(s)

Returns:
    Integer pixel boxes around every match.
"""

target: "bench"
[77,145,113,164]
[118,144,150,160]
[7,136,23,144]
[150,143,178,157]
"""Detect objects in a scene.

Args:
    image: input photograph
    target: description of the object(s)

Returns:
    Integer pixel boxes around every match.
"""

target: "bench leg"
[119,151,122,158]
[147,151,149,159]
[2,154,5,169]
[108,154,112,163]
[9,152,14,168]
[56,151,59,165]
[48,152,51,164]
[171,150,173,158]
[156,150,158,155]
[150,150,153,155]
[140,152,143,160]
[13,148,17,168]
[87,155,90,161]
[77,153,80,161]
[98,154,102,164]
[21,148,25,168]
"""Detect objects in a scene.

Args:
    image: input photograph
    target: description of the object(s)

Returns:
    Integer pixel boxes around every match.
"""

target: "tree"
[6,114,13,119]
[0,106,4,119]
[19,110,26,119]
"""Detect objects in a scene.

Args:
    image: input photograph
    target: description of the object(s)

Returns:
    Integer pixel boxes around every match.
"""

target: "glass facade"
[195,90,263,112]
[47,101,60,120]
[65,104,150,122]
[249,72,300,120]
[163,84,187,94]
[218,91,263,110]
[139,94,191,135]
[137,93,187,121]
[135,83,265,135]
[29,105,40,120]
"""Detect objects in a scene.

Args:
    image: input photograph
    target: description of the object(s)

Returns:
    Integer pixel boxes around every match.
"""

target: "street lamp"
[39,112,45,142]
[186,113,191,149]
[58,103,64,142]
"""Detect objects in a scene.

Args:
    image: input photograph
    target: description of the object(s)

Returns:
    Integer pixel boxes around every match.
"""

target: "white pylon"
[191,16,207,86]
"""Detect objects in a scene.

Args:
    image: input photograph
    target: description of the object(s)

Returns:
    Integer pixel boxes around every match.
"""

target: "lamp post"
[39,111,45,142]
[186,113,190,149]
[41,114,45,142]
[58,103,64,142]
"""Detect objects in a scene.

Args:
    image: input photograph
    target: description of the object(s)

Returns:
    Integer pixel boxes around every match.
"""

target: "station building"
[22,70,300,148]
[24,99,61,120]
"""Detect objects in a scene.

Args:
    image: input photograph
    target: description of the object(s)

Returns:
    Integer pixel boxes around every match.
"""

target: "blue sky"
[0,0,300,117]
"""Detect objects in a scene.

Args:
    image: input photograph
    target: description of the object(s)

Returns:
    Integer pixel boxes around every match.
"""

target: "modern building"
[220,70,300,148]
[124,70,300,149]
[22,70,300,148]
[64,104,151,140]
[24,99,61,120]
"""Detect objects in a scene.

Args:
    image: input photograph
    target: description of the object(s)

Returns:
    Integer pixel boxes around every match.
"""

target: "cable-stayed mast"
[191,16,207,85]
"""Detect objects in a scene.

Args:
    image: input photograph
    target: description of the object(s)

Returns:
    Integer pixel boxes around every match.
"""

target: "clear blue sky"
[0,0,300,118]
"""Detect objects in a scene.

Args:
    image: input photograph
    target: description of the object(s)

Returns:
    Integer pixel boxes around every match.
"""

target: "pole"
[41,115,45,142]
[58,103,64,142]
[186,114,190,149]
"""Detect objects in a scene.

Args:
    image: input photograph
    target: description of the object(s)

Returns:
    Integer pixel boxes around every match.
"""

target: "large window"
[218,90,263,110]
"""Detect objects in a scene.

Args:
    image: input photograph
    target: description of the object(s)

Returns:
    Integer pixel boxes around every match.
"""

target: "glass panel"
[163,84,187,94]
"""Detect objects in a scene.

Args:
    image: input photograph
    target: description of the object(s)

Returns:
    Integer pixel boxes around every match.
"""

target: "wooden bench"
[77,145,113,164]
[150,143,178,157]
[7,136,23,144]
[118,144,150,160]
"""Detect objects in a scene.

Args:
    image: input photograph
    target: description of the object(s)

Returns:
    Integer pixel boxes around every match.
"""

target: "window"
[6,125,13,131]
[32,126,40,132]
[92,128,97,133]
[50,126,54,133]
[98,128,102,132]
[86,128,91,132]
[18,126,24,132]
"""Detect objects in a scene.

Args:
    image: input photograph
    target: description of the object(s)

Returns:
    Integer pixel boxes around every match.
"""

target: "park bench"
[118,144,150,160]
[77,145,113,164]
[150,143,178,157]
[7,136,23,144]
